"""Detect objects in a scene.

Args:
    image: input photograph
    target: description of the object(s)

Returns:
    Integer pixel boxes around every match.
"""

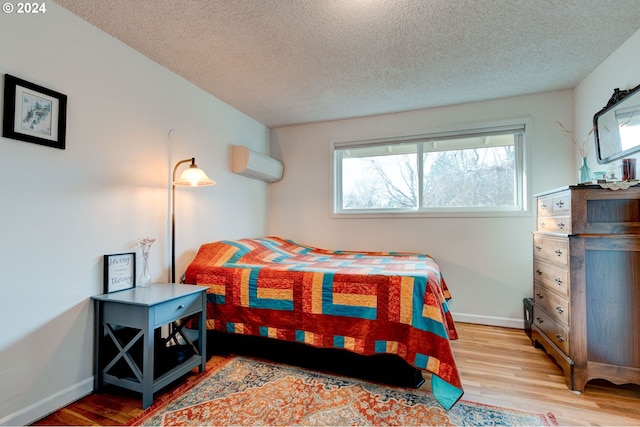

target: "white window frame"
[330,119,531,218]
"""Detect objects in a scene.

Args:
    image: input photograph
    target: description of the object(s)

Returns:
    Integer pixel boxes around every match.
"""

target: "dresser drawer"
[534,282,570,327]
[537,191,571,217]
[537,215,572,233]
[533,259,569,296]
[533,234,569,266]
[550,191,571,214]
[152,292,202,327]
[534,307,570,355]
[537,196,553,216]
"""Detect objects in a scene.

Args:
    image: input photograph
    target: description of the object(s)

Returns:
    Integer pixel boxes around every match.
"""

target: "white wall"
[0,4,269,425]
[576,28,640,170]
[269,91,577,329]
[268,27,640,336]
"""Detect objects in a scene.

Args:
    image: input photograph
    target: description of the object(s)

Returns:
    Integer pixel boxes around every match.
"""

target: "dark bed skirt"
[206,330,425,388]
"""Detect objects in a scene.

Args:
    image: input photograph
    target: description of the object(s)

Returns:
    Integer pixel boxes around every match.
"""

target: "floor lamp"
[171,157,215,283]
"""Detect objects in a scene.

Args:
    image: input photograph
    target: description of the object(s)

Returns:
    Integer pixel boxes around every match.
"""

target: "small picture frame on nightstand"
[103,252,136,293]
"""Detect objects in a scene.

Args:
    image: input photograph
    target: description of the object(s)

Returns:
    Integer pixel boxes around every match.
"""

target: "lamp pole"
[171,158,215,283]
[171,158,193,283]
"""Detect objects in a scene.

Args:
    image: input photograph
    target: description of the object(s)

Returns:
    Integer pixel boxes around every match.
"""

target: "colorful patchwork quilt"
[184,236,463,409]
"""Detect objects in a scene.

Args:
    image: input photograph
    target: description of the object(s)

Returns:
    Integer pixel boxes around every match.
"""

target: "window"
[333,123,528,216]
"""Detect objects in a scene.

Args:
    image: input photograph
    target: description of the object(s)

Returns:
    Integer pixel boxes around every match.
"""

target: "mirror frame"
[594,83,640,164]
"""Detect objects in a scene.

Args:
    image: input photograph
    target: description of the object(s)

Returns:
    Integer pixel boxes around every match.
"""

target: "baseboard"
[451,312,524,329]
[0,377,93,426]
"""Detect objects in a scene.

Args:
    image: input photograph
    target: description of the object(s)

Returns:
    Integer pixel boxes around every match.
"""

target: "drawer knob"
[555,305,564,314]
[554,248,563,256]
[540,221,546,228]
[541,203,547,210]
[536,292,544,299]
[536,269,543,276]
[556,200,564,208]
[535,245,542,252]
[557,221,565,229]
[536,317,544,324]
[555,333,565,342]
[177,305,184,310]
[554,277,563,285]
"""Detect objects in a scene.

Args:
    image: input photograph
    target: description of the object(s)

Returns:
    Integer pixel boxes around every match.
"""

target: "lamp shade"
[173,163,215,186]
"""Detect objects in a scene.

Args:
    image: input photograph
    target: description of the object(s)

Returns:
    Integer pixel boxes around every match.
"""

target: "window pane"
[422,145,515,208]
[333,124,525,215]
[341,149,417,209]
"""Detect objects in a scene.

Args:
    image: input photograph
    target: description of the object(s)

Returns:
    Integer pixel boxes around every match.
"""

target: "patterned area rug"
[130,356,557,426]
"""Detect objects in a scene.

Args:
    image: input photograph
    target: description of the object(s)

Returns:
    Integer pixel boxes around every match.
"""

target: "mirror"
[594,84,640,164]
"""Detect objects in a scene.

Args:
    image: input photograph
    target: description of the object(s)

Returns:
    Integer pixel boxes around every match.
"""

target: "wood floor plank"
[32,323,640,426]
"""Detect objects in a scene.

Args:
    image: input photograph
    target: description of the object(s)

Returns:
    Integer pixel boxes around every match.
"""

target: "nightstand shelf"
[92,283,208,408]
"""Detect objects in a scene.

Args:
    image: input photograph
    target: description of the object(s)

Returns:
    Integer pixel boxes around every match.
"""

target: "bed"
[183,236,463,409]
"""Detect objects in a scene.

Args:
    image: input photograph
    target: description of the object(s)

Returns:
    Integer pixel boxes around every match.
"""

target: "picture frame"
[103,252,136,293]
[2,74,67,149]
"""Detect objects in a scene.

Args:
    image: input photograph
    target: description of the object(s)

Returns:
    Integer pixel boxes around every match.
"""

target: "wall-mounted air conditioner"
[231,145,284,183]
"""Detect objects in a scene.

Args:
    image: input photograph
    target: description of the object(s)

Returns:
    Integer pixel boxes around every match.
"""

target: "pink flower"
[138,237,156,255]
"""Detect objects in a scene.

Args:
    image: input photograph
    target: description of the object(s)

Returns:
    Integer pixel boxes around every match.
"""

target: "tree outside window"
[334,126,525,215]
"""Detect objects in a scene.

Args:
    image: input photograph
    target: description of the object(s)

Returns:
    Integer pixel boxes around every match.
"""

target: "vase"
[578,157,591,184]
[139,251,151,287]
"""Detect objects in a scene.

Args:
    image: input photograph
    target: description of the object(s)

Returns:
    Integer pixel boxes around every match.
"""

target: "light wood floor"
[33,322,640,426]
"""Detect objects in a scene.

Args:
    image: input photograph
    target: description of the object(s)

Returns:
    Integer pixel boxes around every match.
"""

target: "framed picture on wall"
[2,74,67,149]
[103,253,136,293]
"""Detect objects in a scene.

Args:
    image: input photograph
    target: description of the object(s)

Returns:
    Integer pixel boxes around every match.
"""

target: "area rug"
[130,356,557,426]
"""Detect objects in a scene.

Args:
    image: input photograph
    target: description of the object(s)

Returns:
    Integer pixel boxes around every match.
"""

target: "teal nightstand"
[92,283,207,408]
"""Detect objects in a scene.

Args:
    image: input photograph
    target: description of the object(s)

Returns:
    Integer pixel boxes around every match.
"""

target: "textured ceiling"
[54,0,640,128]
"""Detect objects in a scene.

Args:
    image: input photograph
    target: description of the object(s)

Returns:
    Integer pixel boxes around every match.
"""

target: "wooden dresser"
[532,185,640,392]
